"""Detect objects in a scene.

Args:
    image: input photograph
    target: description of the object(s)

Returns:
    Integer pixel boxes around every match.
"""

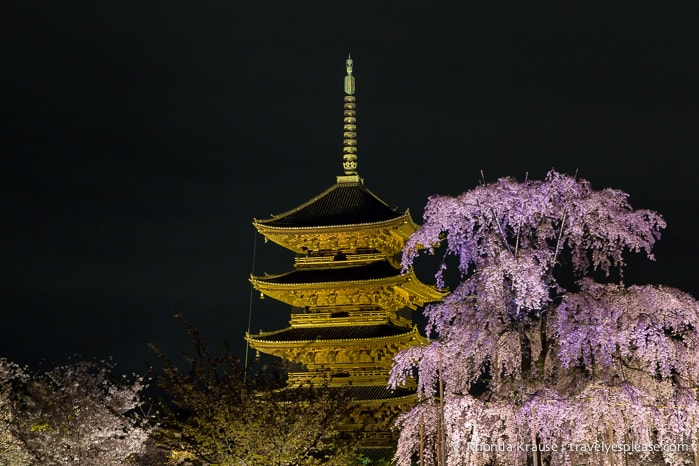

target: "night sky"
[3,2,698,375]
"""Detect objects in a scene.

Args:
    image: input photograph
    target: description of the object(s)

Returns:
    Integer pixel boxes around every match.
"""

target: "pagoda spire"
[341,54,359,180]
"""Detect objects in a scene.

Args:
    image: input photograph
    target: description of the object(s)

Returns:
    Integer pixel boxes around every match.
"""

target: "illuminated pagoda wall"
[246,56,443,457]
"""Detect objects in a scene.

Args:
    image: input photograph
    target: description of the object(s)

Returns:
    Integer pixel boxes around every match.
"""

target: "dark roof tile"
[286,385,414,401]
[255,182,403,227]
[253,323,411,342]
[256,260,400,284]
[344,385,415,400]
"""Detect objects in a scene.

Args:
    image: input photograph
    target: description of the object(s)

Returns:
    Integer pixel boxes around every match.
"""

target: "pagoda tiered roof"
[254,181,406,228]
[250,260,444,310]
[246,324,427,369]
[344,385,414,401]
[288,385,415,401]
[253,259,398,284]
[248,322,415,343]
[253,181,418,255]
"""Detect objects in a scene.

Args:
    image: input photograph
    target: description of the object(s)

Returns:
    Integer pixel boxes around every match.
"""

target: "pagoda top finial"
[340,54,360,181]
[344,54,355,95]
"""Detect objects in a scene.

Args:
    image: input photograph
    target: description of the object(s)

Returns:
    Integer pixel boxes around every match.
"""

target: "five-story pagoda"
[246,56,443,456]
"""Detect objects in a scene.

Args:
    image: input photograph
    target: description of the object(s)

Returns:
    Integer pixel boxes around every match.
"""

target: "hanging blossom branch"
[550,207,568,268]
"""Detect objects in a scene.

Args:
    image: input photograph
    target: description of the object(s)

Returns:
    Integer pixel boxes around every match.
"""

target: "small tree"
[0,357,152,465]
[0,358,34,465]
[150,313,358,465]
[390,170,699,465]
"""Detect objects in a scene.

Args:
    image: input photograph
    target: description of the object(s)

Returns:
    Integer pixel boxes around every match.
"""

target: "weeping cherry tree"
[389,170,699,466]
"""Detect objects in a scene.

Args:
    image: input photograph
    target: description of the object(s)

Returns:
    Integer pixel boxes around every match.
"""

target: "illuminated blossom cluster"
[390,171,699,465]
[0,358,152,465]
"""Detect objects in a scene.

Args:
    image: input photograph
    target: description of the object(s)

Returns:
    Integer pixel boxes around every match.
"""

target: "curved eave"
[253,181,406,226]
[246,325,427,348]
[251,270,405,289]
[252,211,418,254]
[254,210,416,233]
[251,268,427,290]
[250,269,445,307]
[399,271,447,302]
[355,392,418,405]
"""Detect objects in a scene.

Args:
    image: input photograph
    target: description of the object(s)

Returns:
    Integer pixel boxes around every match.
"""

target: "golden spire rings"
[342,54,358,176]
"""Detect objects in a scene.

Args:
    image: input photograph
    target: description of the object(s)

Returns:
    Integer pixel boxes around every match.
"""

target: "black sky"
[2,2,698,374]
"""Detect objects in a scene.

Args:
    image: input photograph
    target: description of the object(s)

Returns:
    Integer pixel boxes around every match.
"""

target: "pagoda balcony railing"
[353,430,398,443]
[290,309,412,327]
[334,428,398,446]
[335,425,398,441]
[287,369,390,386]
[294,252,386,267]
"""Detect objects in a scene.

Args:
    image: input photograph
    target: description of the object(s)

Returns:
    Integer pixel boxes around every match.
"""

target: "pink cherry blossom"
[391,171,698,465]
